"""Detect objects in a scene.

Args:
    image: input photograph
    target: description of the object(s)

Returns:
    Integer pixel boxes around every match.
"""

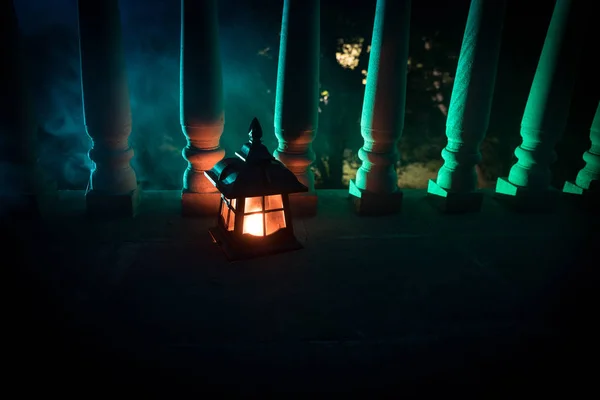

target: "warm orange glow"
[244,213,264,236]
[220,198,228,222]
[266,210,286,235]
[241,195,287,237]
[245,196,262,213]
[265,195,283,210]
[227,209,235,231]
[221,197,235,231]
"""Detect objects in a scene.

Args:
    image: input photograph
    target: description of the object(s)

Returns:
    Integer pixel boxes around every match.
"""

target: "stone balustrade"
[180,0,226,217]
[427,0,506,213]
[78,0,139,216]
[495,0,585,212]
[0,0,54,217]
[348,0,411,216]
[273,0,321,217]
[3,0,592,220]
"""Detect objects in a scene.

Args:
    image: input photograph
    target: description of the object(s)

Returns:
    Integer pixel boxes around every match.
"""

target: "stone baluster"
[563,102,600,206]
[427,0,506,213]
[274,0,320,217]
[0,0,54,218]
[348,0,410,215]
[180,0,225,217]
[78,0,138,216]
[495,0,585,211]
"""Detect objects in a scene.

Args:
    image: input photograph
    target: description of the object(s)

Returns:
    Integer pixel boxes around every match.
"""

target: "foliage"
[315,26,504,189]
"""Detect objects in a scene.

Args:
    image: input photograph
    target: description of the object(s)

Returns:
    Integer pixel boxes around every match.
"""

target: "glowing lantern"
[204,117,308,260]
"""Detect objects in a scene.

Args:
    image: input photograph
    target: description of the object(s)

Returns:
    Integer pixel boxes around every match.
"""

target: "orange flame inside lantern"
[244,214,264,236]
[242,195,286,237]
[221,195,287,237]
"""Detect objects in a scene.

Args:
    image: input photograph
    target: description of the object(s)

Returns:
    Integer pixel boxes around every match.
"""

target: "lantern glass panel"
[220,198,228,225]
[243,213,264,236]
[220,197,236,231]
[227,209,235,231]
[265,210,286,235]
[245,196,263,213]
[265,194,283,210]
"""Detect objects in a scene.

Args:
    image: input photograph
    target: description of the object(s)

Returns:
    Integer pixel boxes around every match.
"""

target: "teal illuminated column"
[0,0,54,217]
[274,0,320,217]
[180,0,225,217]
[348,0,410,215]
[78,0,138,216]
[563,102,600,202]
[427,0,506,213]
[495,0,584,211]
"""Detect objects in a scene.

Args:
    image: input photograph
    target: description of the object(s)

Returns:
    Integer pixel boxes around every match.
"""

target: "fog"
[11,0,595,192]
[15,0,281,189]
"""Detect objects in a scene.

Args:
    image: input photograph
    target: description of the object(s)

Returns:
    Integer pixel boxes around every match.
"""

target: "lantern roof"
[205,118,308,199]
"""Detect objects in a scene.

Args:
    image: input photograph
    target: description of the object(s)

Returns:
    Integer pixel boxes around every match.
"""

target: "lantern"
[204,117,308,260]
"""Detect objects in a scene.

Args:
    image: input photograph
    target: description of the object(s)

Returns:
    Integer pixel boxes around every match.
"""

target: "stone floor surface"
[5,189,598,395]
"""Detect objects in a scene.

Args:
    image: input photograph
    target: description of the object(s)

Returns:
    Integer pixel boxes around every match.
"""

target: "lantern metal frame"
[204,118,308,261]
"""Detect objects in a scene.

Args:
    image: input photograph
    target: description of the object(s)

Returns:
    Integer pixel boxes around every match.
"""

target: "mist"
[15,0,281,190]
[12,0,594,193]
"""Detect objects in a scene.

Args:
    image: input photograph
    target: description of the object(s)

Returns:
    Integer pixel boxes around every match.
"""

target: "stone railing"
[1,0,597,219]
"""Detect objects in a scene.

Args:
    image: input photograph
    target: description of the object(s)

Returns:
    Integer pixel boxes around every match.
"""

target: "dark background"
[6,1,598,395]
[12,0,597,189]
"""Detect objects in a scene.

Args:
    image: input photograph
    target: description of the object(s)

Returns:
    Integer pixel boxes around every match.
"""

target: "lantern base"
[181,191,221,217]
[348,180,403,216]
[86,188,140,218]
[426,180,484,213]
[209,227,303,261]
[494,177,559,212]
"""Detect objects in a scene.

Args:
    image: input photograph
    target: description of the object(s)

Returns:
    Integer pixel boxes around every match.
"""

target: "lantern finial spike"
[249,117,263,143]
